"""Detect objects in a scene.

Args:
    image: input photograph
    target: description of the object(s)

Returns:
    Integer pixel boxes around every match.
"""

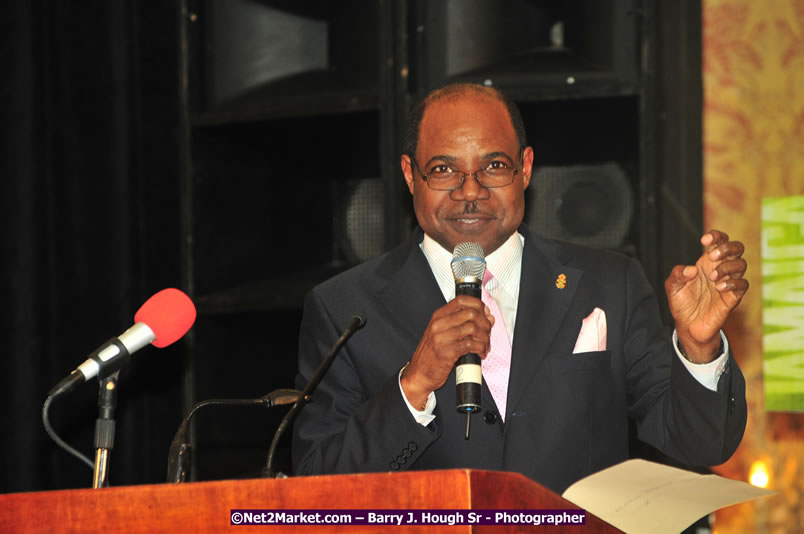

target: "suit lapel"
[374,230,446,345]
[506,227,584,415]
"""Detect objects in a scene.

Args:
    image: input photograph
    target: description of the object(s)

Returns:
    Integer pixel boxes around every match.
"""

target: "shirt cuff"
[673,329,730,391]
[398,365,436,426]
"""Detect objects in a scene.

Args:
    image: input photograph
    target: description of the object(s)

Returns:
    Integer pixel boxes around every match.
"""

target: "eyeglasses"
[410,152,521,191]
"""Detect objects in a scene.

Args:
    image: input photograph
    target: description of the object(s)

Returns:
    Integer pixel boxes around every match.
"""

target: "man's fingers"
[430,303,492,335]
[460,338,490,358]
[424,297,493,359]
[716,277,750,295]
[431,317,490,344]
[432,295,491,325]
[665,265,697,293]
[439,331,489,357]
[432,295,486,318]
[701,229,729,249]
[709,258,747,281]
[708,240,745,262]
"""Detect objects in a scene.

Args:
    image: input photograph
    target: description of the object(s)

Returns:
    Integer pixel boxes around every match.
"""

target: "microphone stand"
[166,389,301,483]
[93,371,119,488]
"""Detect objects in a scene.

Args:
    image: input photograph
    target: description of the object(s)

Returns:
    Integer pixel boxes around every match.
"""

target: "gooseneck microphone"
[261,313,367,478]
[43,288,197,480]
[451,243,486,440]
[166,388,301,483]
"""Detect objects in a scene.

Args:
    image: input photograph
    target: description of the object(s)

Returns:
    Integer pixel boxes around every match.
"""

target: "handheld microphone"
[48,288,197,397]
[451,243,486,440]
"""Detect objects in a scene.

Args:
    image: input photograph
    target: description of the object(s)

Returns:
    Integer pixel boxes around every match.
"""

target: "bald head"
[403,84,527,159]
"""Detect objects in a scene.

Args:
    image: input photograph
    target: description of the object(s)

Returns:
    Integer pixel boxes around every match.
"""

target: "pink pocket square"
[573,307,607,353]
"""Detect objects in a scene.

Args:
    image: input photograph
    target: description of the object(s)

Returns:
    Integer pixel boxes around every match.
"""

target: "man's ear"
[521,146,534,190]
[401,154,415,195]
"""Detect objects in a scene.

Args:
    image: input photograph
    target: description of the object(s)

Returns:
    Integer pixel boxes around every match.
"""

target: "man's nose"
[451,172,488,201]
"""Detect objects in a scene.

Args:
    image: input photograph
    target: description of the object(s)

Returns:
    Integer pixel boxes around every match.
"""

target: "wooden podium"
[0,470,619,532]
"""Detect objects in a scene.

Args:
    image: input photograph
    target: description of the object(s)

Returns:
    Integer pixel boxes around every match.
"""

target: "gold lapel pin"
[556,273,567,289]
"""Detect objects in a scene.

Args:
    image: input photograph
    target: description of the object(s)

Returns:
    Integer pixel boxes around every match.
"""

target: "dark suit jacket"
[291,225,746,494]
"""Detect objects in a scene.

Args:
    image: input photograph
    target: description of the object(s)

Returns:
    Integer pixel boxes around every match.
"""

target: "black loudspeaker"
[195,1,382,113]
[525,162,633,250]
[206,0,328,107]
[336,178,387,264]
[417,0,638,92]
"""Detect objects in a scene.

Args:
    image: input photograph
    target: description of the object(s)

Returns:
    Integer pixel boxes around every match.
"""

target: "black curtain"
[1,1,183,492]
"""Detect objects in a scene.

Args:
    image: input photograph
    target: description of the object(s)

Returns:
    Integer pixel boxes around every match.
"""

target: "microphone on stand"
[42,288,196,485]
[451,243,486,440]
[261,313,367,478]
[166,389,301,483]
[48,288,197,397]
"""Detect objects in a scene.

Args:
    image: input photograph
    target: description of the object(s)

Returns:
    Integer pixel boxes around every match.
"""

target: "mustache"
[445,202,494,218]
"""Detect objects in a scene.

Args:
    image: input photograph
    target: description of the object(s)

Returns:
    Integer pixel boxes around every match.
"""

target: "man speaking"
[291,83,748,494]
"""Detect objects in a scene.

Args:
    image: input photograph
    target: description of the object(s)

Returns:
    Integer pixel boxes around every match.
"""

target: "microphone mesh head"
[451,242,486,281]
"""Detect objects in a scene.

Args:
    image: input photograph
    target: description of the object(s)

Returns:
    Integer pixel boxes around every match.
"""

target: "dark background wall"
[1,1,184,491]
[1,0,703,493]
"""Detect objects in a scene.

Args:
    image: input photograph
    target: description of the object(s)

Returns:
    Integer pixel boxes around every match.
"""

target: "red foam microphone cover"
[134,288,197,348]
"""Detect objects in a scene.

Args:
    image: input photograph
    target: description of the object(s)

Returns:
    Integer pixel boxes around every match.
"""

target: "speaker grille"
[525,162,633,249]
[341,179,386,264]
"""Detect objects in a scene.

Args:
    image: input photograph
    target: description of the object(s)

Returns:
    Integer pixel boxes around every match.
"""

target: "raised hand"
[664,230,748,363]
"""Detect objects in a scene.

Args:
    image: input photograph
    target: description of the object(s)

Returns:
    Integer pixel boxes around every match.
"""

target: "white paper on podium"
[561,459,775,534]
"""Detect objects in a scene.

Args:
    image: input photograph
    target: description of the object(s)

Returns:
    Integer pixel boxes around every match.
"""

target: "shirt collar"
[485,232,524,298]
[419,232,523,301]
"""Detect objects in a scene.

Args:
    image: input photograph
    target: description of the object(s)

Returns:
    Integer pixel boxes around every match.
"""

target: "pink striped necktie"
[481,269,512,421]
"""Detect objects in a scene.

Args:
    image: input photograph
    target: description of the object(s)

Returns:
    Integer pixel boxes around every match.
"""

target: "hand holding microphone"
[399,243,492,438]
